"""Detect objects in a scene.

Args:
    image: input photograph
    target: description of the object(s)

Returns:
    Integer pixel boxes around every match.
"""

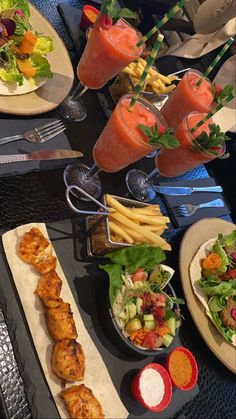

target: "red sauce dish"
[166,346,198,391]
[80,5,99,31]
[130,363,172,412]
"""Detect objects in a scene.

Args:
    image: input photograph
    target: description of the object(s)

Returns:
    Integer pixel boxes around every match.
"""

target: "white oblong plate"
[0,77,46,96]
[179,218,236,373]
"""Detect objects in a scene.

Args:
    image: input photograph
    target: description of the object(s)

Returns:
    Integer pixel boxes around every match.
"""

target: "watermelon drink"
[156,112,224,177]
[161,70,215,129]
[78,19,143,89]
[93,95,165,172]
[64,94,166,199]
[125,111,224,203]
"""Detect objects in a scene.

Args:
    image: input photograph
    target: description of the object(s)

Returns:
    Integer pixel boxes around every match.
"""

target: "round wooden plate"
[0,4,74,115]
[179,218,236,374]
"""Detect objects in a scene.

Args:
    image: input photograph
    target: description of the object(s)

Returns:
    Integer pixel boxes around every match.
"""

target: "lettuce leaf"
[0,0,30,17]
[29,53,52,78]
[100,264,123,307]
[34,36,54,55]
[210,311,236,344]
[104,244,166,274]
[15,0,30,17]
[218,230,236,253]
[198,278,236,296]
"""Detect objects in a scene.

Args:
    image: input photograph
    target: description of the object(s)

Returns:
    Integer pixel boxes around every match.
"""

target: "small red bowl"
[80,5,99,31]
[130,363,172,412]
[166,347,198,391]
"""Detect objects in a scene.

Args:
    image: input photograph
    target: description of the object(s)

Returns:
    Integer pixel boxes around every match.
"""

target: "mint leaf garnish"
[193,123,230,155]
[138,123,180,149]
[216,84,234,104]
[100,0,137,22]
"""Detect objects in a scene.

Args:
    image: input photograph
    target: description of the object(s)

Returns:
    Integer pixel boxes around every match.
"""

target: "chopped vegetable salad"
[0,0,53,86]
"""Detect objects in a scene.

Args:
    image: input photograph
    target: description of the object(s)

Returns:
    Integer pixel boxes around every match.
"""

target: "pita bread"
[189,238,236,346]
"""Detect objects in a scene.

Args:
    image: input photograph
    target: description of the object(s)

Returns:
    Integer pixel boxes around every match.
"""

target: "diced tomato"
[131,268,148,282]
[142,331,157,349]
[225,269,236,279]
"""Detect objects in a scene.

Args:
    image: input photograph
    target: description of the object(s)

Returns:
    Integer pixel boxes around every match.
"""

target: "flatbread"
[2,223,128,419]
[0,76,47,96]
[189,238,236,346]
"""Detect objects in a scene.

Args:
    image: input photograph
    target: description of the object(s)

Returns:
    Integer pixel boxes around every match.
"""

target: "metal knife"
[154,185,223,196]
[0,149,83,164]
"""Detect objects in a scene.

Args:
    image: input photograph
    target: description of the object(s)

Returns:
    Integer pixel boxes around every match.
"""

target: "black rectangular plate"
[0,219,198,419]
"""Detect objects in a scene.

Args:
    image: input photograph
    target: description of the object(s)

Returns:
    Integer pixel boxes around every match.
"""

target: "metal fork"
[0,120,66,145]
[172,199,224,217]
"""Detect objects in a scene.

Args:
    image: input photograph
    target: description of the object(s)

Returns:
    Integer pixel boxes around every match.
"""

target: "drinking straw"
[128,34,164,111]
[196,37,234,87]
[136,0,185,47]
[190,93,234,133]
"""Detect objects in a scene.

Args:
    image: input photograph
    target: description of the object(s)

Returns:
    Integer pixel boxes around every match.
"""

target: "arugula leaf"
[138,123,180,149]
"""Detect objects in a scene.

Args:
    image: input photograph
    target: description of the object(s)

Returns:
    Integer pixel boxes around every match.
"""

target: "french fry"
[109,212,171,251]
[109,221,134,244]
[165,84,176,92]
[106,195,168,225]
[156,78,167,93]
[111,219,144,242]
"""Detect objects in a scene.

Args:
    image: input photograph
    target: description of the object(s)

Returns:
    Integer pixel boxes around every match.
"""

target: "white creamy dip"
[139,368,165,407]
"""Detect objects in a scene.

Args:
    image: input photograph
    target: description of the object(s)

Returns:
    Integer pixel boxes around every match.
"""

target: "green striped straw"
[136,0,185,47]
[197,37,234,87]
[128,34,164,112]
[190,93,234,133]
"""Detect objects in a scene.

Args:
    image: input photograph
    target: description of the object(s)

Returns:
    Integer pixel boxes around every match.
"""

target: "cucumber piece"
[166,317,176,336]
[208,295,226,312]
[136,297,143,315]
[143,314,154,321]
[125,318,142,334]
[144,320,155,331]
[162,334,173,347]
[119,308,128,321]
[127,302,137,319]
[175,320,181,329]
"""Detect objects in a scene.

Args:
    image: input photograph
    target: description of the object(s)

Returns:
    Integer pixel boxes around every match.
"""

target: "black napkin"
[159,177,230,228]
[58,2,102,54]
[0,118,72,177]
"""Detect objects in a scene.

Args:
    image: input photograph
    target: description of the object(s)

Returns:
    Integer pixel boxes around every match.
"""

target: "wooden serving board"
[0,3,74,115]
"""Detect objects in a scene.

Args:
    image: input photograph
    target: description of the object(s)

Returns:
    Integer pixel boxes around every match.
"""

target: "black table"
[0,2,235,419]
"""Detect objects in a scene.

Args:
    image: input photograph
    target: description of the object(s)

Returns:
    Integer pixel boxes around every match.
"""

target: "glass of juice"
[161,70,215,130]
[57,18,143,121]
[64,94,164,199]
[126,112,225,203]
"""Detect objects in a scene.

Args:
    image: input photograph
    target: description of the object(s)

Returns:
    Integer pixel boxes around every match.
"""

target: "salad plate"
[0,1,74,115]
[179,218,236,373]
[101,244,183,356]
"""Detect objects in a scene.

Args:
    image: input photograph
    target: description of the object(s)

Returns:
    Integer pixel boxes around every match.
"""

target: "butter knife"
[0,149,83,164]
[154,185,223,196]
